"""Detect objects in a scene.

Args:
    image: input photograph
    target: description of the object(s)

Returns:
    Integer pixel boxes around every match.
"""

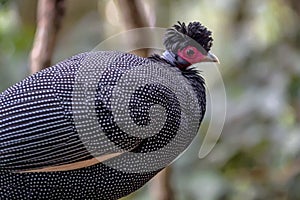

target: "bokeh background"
[1,0,300,199]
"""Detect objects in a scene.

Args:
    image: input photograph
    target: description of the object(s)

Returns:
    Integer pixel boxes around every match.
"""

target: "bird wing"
[0,53,91,171]
[0,52,141,172]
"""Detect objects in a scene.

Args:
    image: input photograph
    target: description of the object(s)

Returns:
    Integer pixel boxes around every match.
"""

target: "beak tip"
[207,52,220,64]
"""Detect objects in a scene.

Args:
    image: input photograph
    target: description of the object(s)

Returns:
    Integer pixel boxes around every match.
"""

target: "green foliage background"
[1,0,300,199]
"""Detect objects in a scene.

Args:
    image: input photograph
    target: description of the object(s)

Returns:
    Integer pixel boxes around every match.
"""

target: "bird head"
[163,21,219,69]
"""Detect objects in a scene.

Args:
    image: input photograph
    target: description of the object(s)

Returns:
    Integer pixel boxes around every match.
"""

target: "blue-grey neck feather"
[161,50,190,68]
[161,51,177,66]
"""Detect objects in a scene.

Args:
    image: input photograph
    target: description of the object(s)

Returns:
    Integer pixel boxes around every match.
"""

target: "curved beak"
[203,52,220,63]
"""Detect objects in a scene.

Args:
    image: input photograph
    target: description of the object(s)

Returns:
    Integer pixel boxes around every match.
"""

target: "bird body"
[0,22,218,199]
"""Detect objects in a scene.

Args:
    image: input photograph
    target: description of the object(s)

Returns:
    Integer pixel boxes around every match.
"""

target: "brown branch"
[287,0,300,16]
[114,0,150,57]
[114,0,147,29]
[150,166,174,200]
[30,0,66,74]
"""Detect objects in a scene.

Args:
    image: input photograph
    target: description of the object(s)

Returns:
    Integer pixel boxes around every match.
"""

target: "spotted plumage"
[0,21,218,199]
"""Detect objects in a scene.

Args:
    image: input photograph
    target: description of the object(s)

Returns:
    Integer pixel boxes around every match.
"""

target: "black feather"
[163,21,213,54]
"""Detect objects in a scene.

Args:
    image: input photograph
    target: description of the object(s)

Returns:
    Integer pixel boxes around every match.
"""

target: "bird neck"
[161,50,190,69]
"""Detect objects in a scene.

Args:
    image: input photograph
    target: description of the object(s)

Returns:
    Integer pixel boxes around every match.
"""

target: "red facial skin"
[177,46,205,64]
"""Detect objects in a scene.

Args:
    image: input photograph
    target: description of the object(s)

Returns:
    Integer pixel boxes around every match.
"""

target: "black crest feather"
[163,21,213,54]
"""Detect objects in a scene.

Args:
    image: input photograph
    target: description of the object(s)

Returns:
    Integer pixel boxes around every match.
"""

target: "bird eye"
[186,49,195,56]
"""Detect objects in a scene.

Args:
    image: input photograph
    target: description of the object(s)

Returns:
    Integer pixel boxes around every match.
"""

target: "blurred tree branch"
[114,0,150,57]
[30,0,66,74]
[287,0,300,16]
[114,0,147,30]
[150,166,174,200]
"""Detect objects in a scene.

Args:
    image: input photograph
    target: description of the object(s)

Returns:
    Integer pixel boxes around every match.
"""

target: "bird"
[0,21,219,200]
